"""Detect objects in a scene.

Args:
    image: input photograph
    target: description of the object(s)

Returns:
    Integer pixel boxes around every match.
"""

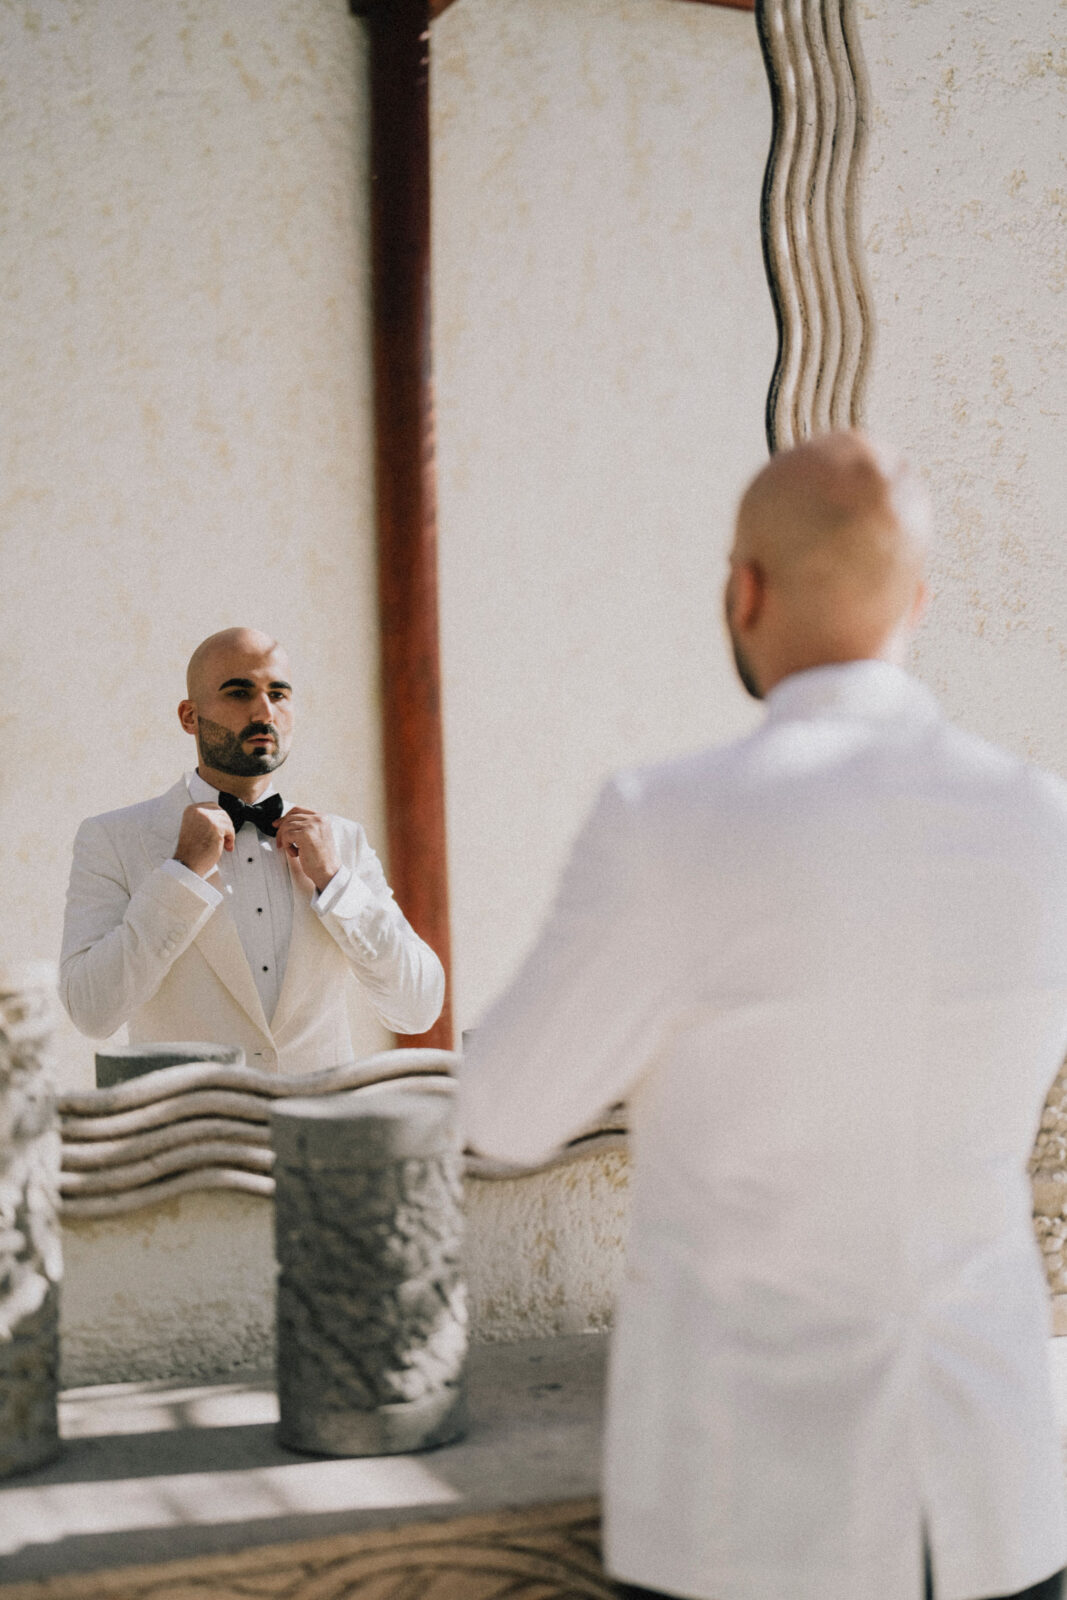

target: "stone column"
[0,963,62,1477]
[271,1084,466,1456]
[95,1041,244,1089]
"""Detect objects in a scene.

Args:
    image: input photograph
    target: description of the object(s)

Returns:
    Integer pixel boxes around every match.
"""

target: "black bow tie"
[216,791,285,837]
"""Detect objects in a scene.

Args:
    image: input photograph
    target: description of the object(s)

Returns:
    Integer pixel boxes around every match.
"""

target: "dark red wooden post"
[352,0,756,1054]
[354,0,453,1049]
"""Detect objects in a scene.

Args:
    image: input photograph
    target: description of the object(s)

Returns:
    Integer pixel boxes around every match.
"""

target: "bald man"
[60,628,444,1072]
[461,434,1067,1600]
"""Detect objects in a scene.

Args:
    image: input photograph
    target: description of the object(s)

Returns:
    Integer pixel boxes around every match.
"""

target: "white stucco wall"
[433,0,775,1033]
[860,1,1067,767]
[0,0,386,1089]
[60,1159,631,1385]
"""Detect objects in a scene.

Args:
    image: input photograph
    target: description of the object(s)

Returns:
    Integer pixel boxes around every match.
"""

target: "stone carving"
[0,963,62,1478]
[58,1051,628,1217]
[94,1040,244,1089]
[272,1083,467,1456]
[1031,1060,1067,1313]
[757,0,873,450]
[0,1498,613,1600]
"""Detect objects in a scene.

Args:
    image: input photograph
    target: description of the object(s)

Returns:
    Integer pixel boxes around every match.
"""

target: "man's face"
[187,646,295,778]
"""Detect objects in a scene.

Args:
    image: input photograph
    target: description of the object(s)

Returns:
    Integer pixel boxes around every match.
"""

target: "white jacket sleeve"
[59,816,220,1039]
[311,824,445,1036]
[459,775,673,1168]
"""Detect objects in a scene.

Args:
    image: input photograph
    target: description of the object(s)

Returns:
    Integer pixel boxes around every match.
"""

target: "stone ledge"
[0,1334,607,1590]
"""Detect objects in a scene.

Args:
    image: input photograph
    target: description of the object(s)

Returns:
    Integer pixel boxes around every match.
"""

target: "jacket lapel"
[139,776,272,1042]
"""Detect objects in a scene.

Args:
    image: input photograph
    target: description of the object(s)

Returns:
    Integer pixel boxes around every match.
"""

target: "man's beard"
[196,716,288,776]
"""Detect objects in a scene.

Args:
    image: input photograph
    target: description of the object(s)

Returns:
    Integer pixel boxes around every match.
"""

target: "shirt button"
[262,965,269,972]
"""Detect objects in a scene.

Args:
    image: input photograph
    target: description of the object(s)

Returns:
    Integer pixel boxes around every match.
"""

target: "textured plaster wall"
[0,1,386,1088]
[60,1159,631,1384]
[860,1,1067,767]
[432,0,775,1033]
[61,1192,274,1385]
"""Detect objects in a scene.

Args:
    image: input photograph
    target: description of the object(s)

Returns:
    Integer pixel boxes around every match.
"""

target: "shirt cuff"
[312,864,357,917]
[313,865,381,923]
[160,857,224,907]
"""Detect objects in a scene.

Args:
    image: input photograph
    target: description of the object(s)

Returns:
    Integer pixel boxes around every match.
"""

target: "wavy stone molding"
[58,1052,630,1218]
[59,1052,457,1218]
[757,0,873,451]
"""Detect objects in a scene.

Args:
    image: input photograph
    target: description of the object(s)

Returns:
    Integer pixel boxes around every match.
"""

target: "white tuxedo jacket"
[461,662,1067,1600]
[60,776,444,1073]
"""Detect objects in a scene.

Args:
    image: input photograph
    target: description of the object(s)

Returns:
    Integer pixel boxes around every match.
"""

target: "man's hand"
[275,808,341,893]
[173,804,235,879]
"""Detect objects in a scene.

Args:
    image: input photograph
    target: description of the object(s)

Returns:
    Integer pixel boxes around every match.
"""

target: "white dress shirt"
[161,771,346,1024]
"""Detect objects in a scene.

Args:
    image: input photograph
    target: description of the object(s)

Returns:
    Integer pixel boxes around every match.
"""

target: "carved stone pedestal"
[0,963,62,1478]
[271,1083,467,1456]
[94,1041,244,1089]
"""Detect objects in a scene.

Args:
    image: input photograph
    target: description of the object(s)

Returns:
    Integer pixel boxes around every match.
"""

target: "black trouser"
[615,1571,1065,1600]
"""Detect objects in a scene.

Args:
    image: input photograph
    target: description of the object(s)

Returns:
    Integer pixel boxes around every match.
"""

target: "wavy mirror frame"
[757,0,873,452]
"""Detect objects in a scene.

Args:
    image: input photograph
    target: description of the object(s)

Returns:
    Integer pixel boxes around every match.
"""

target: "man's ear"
[177,700,198,737]
[908,579,929,629]
[730,559,766,633]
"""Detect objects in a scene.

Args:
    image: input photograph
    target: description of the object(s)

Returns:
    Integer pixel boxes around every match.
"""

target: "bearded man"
[60,628,444,1072]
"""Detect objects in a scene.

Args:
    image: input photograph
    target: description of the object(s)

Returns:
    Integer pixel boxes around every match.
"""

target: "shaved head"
[727,431,932,698]
[735,431,931,593]
[179,628,295,795]
[186,627,285,701]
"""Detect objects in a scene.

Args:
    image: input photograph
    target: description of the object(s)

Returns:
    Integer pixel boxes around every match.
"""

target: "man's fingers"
[204,808,235,848]
[275,810,323,843]
[175,803,235,878]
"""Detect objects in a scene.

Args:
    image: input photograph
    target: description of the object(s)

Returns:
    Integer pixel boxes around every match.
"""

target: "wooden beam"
[358,0,454,1050]
[351,0,758,1054]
